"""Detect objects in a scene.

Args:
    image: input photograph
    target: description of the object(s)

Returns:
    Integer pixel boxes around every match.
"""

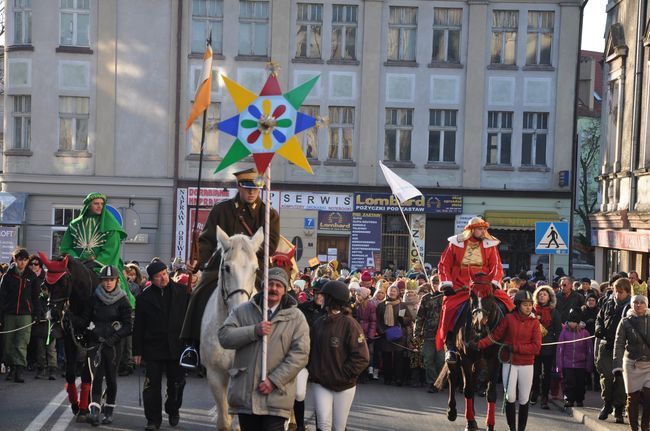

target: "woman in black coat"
[376,283,412,386]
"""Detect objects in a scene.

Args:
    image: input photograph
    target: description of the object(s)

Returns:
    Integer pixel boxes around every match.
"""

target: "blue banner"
[350,212,382,271]
[353,193,462,214]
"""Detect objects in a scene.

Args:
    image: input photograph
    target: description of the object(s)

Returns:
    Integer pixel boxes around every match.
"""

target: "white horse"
[201,226,264,431]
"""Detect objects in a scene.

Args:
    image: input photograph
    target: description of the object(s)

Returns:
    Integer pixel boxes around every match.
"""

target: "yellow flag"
[185,44,213,129]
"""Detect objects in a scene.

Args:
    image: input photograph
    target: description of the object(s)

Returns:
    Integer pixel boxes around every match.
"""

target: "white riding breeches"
[502,363,534,404]
[312,383,356,431]
[295,368,308,402]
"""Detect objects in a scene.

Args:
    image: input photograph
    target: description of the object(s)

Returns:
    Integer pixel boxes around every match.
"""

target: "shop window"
[606,248,621,277]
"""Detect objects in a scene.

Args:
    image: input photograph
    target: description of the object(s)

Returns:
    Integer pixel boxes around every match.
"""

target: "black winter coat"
[555,290,585,322]
[132,280,189,361]
[0,265,41,317]
[72,286,132,346]
[596,296,631,348]
[298,300,326,328]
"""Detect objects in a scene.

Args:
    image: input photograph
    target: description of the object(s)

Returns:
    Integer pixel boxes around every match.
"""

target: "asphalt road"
[0,368,589,431]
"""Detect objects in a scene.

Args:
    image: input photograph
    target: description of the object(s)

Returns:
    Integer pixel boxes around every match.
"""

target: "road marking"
[25,380,78,431]
[51,403,74,431]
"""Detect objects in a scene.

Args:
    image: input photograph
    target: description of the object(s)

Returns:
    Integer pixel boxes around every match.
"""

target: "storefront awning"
[484,210,561,230]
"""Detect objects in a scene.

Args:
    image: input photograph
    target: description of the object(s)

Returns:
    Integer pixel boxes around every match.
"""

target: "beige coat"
[218,293,310,418]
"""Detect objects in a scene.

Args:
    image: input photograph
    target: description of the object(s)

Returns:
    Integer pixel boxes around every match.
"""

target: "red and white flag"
[185,42,213,129]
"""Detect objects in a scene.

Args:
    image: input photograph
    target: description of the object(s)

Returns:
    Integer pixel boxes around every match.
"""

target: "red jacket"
[478,311,542,365]
[438,235,504,290]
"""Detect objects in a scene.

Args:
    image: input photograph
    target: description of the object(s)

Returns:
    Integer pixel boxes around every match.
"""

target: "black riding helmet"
[513,289,534,306]
[99,265,119,279]
[320,280,350,303]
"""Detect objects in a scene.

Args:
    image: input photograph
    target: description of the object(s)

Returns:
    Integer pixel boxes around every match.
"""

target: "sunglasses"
[30,262,40,266]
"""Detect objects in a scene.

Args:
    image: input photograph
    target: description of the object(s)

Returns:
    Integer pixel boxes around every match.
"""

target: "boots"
[599,402,613,420]
[35,367,46,379]
[642,388,650,431]
[101,405,114,425]
[14,365,25,383]
[48,367,57,380]
[518,402,530,431]
[5,365,13,381]
[628,392,641,431]
[88,402,101,426]
[540,395,550,410]
[616,405,626,424]
[505,402,516,431]
[294,400,305,431]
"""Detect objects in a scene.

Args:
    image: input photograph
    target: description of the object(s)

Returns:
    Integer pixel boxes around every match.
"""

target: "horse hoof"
[447,407,457,421]
[464,420,478,431]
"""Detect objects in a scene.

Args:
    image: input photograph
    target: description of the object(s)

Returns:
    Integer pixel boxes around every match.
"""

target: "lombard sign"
[354,193,462,214]
[281,191,353,211]
[318,211,352,231]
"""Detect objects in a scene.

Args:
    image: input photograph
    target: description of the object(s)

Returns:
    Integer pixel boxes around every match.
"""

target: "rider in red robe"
[436,217,514,364]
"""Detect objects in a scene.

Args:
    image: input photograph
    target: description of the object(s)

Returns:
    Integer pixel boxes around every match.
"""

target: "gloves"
[442,282,456,296]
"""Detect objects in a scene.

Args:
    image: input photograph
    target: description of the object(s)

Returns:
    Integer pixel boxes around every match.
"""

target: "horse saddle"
[38,252,69,285]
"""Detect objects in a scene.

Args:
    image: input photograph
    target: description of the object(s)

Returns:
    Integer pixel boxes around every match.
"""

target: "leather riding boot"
[642,388,650,431]
[518,402,530,431]
[616,405,626,424]
[14,365,25,383]
[505,402,516,431]
[628,392,641,431]
[294,400,305,431]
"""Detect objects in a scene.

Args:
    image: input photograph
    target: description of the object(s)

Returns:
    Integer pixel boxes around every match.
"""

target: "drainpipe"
[629,0,646,213]
[171,0,184,258]
[569,0,589,276]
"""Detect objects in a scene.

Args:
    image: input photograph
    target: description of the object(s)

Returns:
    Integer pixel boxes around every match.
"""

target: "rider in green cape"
[59,192,135,308]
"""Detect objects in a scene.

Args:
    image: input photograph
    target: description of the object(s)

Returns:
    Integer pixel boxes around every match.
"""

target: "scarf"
[95,284,127,306]
[534,303,553,328]
[384,299,400,327]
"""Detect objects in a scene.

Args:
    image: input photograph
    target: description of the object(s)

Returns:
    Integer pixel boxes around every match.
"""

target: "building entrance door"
[317,235,350,267]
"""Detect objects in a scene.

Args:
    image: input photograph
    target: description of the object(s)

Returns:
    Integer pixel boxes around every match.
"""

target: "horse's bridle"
[219,261,253,306]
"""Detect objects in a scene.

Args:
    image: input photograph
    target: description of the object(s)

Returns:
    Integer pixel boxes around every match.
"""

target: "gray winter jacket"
[218,293,310,418]
[613,308,650,372]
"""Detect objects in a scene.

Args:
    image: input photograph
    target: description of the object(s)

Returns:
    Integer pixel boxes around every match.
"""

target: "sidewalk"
[548,388,629,431]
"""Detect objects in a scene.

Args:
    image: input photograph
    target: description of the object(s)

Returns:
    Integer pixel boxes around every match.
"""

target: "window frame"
[189,101,221,156]
[12,95,31,150]
[490,10,518,65]
[295,2,323,59]
[486,111,513,165]
[59,0,91,47]
[432,7,462,64]
[191,0,223,55]
[51,206,82,257]
[327,106,354,161]
[384,108,413,162]
[13,0,32,45]
[521,112,548,166]
[428,109,457,163]
[238,0,270,57]
[331,4,358,61]
[526,11,554,66]
[388,6,418,62]
[58,96,90,152]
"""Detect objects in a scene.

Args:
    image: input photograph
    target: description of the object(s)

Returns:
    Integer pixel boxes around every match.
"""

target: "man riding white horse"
[181,168,280,368]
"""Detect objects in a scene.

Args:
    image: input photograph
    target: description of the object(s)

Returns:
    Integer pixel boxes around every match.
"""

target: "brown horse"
[435,289,506,431]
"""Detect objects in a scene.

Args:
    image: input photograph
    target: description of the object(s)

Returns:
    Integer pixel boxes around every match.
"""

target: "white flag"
[379,161,423,203]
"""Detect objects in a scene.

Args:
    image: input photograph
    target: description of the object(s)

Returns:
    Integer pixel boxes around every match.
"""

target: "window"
[296,3,323,59]
[486,111,512,165]
[331,4,357,60]
[191,0,223,54]
[522,112,548,166]
[239,1,269,56]
[60,0,90,47]
[491,10,517,65]
[382,214,410,270]
[526,11,553,65]
[384,108,413,162]
[12,95,31,150]
[13,0,32,45]
[388,7,417,62]
[328,106,354,160]
[189,102,220,155]
[59,96,89,151]
[432,8,461,63]
[51,207,82,256]
[299,105,320,159]
[428,109,457,162]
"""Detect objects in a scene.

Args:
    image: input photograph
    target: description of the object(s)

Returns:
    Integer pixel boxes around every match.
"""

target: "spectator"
[595,277,631,423]
[353,285,376,384]
[32,284,62,380]
[613,293,650,431]
[531,285,562,409]
[582,293,601,392]
[376,284,411,386]
[416,281,444,393]
[556,309,593,408]
[218,267,309,431]
[556,276,585,323]
[133,260,189,430]
[309,281,369,431]
[472,290,541,431]
[71,265,132,426]
[403,287,423,386]
[0,248,41,383]
[629,271,648,297]
[578,278,597,298]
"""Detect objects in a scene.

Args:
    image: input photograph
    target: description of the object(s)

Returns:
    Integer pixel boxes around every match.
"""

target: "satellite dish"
[106,205,123,225]
[122,208,141,240]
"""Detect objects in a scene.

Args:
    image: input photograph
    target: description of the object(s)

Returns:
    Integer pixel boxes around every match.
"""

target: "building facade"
[2,1,580,275]
[591,0,650,282]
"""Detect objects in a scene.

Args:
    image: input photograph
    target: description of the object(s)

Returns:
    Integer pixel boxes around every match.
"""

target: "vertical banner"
[188,208,212,255]
[350,212,382,270]
[409,213,426,264]
[175,188,188,261]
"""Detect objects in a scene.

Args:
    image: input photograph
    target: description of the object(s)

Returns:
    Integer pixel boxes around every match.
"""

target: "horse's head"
[216,226,264,314]
[38,252,72,319]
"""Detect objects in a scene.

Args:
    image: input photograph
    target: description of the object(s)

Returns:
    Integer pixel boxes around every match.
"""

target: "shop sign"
[350,212,382,270]
[318,211,352,232]
[409,214,426,262]
[353,193,462,214]
[0,226,18,263]
[175,188,188,261]
[281,191,353,211]
[187,187,236,206]
[595,229,650,253]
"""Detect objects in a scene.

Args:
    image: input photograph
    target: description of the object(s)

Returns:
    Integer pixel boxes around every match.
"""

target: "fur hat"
[533,285,557,309]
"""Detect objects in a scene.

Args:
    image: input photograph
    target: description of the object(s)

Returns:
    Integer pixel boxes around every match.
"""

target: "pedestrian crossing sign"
[535,221,569,255]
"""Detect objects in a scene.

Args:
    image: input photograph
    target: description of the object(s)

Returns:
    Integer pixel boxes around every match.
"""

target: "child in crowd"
[556,308,593,408]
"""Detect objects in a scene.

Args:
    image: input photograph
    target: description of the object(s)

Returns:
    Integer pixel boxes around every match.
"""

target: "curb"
[548,398,626,431]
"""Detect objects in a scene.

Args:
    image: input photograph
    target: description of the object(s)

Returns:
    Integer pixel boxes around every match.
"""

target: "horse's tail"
[434,362,450,390]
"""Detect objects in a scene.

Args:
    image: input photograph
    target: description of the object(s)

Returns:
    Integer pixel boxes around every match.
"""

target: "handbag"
[385,326,404,342]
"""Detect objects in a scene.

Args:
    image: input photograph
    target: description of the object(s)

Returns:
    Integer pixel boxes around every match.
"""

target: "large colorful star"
[215,73,320,174]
